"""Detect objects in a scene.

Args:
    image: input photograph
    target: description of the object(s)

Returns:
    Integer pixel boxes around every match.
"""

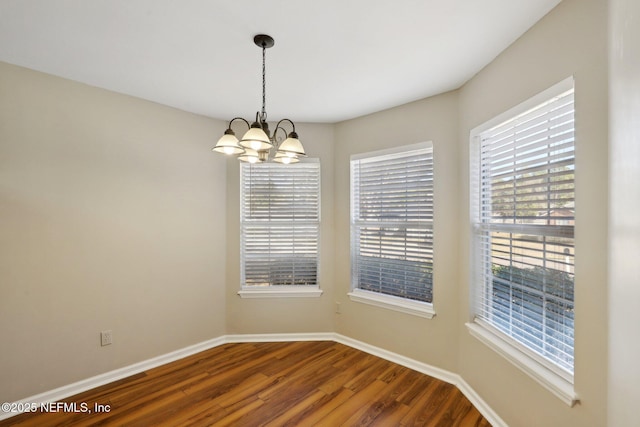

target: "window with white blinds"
[471,82,575,379]
[240,161,320,289]
[351,143,433,304]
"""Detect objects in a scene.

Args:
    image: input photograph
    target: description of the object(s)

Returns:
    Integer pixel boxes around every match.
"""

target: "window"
[469,78,577,404]
[349,142,434,318]
[239,160,321,298]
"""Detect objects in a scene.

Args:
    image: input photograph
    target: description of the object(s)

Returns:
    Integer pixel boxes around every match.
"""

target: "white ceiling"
[0,0,562,123]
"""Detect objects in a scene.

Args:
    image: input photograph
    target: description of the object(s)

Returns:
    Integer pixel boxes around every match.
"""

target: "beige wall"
[333,91,461,371]
[457,1,608,426]
[224,123,336,334]
[0,62,228,402]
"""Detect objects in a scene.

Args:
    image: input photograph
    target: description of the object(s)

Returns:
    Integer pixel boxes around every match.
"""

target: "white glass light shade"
[240,126,272,151]
[238,148,263,163]
[213,132,244,155]
[277,134,306,157]
[273,152,300,164]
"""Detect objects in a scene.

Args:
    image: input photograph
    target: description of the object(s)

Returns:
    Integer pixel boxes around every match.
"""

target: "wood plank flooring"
[2,341,491,426]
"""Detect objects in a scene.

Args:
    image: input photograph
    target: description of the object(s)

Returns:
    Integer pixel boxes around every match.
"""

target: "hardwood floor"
[2,341,491,426]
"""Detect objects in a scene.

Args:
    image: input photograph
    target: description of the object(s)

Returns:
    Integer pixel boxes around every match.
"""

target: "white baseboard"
[333,334,458,384]
[224,332,335,343]
[1,333,506,426]
[455,376,508,427]
[0,336,226,422]
[331,334,507,427]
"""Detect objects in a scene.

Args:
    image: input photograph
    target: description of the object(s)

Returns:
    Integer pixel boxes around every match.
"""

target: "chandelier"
[212,34,306,164]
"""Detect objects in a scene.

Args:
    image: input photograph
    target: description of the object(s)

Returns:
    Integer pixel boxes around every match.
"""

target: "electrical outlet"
[335,302,341,314]
[101,330,113,346]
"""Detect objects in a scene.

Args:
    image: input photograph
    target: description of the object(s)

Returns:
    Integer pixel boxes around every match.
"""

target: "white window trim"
[350,142,435,318]
[348,289,435,318]
[239,159,322,298]
[349,141,430,162]
[238,286,323,299]
[468,76,578,406]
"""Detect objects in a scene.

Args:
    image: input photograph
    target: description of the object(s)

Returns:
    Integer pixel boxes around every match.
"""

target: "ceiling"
[0,0,562,123]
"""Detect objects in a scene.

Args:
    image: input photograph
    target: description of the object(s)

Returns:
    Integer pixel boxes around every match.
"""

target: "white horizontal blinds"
[476,88,575,376]
[241,161,320,287]
[352,146,433,303]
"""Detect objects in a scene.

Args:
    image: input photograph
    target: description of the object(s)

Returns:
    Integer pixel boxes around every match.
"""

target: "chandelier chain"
[261,45,266,119]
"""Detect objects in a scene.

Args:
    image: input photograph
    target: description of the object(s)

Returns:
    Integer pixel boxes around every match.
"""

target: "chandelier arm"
[272,126,289,145]
[228,117,251,130]
[274,118,296,133]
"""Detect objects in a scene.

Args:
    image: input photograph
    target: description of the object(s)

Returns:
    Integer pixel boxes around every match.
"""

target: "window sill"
[347,289,435,319]
[238,286,323,298]
[465,321,579,407]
